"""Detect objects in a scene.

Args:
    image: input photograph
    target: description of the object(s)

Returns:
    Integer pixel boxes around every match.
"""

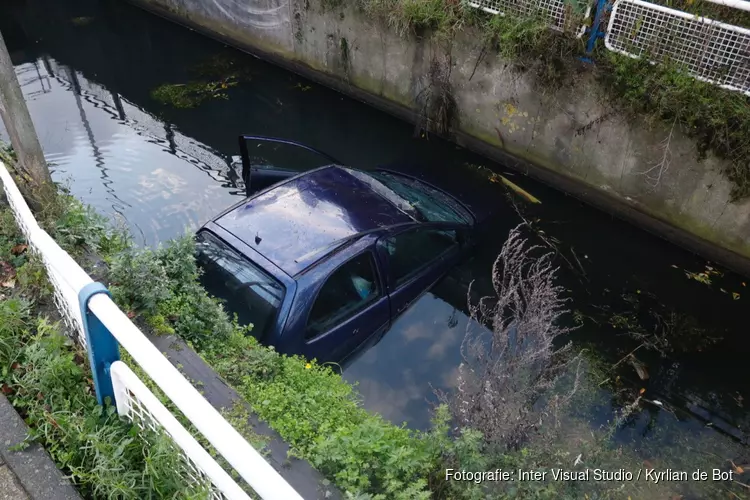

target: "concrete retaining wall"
[130,0,750,275]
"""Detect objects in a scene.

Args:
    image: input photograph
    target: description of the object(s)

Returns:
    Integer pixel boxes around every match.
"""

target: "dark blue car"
[195,137,495,364]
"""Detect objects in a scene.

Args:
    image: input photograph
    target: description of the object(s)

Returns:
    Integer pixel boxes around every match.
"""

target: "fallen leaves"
[0,260,16,288]
[10,243,28,255]
[673,263,743,301]
[684,270,713,285]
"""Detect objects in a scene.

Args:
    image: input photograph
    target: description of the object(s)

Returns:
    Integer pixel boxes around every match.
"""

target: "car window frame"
[378,224,461,290]
[304,249,384,342]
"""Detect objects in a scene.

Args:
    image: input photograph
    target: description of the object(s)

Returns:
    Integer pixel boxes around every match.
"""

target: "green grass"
[0,205,211,499]
[651,0,750,26]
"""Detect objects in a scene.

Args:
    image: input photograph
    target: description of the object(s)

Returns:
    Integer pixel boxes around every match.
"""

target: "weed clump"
[151,78,238,109]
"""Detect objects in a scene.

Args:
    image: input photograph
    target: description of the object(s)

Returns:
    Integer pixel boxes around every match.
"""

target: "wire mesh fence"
[605,0,750,94]
[467,0,591,35]
[110,362,245,500]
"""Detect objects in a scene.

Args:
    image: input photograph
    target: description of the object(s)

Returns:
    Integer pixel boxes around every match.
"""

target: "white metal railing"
[605,0,750,95]
[0,161,303,500]
[468,0,592,37]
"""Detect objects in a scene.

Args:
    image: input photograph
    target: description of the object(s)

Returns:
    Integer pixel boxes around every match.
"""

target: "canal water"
[2,0,748,496]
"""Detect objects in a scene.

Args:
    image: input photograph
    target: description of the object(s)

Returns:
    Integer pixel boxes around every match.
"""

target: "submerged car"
[195,136,497,364]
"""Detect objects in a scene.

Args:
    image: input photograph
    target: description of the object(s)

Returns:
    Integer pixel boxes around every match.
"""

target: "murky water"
[2,0,748,494]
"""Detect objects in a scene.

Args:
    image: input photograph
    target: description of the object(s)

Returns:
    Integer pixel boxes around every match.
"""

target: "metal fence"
[0,161,302,500]
[467,0,750,95]
[605,0,750,94]
[468,0,591,34]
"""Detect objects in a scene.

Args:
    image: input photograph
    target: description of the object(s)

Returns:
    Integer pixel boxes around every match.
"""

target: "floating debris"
[71,16,94,27]
[151,77,238,109]
[464,164,542,204]
[628,354,649,380]
[499,175,541,204]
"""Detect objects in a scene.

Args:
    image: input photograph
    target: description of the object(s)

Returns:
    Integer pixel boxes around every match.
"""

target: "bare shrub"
[415,51,457,137]
[440,224,581,450]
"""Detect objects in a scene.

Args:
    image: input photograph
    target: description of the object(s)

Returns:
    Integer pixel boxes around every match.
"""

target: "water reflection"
[1,0,748,462]
[1,57,240,246]
[343,292,470,429]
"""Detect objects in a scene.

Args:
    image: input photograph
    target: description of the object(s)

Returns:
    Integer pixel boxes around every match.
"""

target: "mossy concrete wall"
[129,0,750,275]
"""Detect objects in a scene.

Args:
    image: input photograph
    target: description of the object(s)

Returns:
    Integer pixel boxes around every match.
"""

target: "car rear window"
[195,231,284,340]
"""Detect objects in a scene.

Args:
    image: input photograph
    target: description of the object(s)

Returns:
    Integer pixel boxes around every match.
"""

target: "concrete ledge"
[0,461,29,500]
[0,395,81,500]
[148,333,342,500]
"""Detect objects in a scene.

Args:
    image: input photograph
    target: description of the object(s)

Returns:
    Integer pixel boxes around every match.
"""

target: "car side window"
[306,252,381,340]
[382,229,457,287]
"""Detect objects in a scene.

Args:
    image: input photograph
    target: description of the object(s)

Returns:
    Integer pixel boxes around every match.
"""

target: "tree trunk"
[0,29,55,207]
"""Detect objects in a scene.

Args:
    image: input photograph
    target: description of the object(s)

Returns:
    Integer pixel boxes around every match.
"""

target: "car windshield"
[352,169,471,224]
[195,231,284,340]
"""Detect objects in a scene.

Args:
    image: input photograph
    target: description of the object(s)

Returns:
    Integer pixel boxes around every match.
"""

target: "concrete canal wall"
[128,0,750,275]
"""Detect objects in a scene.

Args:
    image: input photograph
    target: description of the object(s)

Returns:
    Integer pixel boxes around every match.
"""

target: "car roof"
[214,166,415,276]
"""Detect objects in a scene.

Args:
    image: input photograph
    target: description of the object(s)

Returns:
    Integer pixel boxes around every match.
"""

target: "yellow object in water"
[498,175,542,204]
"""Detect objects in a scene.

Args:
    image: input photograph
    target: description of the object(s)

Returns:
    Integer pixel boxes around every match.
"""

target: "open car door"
[238,135,340,197]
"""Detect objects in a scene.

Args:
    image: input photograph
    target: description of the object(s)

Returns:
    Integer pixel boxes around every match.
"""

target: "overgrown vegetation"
[600,52,750,199]
[100,218,749,498]
[655,0,750,26]
[0,204,209,499]
[103,223,679,499]
[440,226,582,451]
[350,0,750,196]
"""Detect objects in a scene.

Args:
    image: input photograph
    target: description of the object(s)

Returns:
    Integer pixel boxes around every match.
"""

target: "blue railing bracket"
[78,282,120,406]
[586,0,611,54]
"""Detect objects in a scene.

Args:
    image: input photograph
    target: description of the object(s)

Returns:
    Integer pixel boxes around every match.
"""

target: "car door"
[377,226,462,318]
[302,250,390,363]
[237,135,340,196]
